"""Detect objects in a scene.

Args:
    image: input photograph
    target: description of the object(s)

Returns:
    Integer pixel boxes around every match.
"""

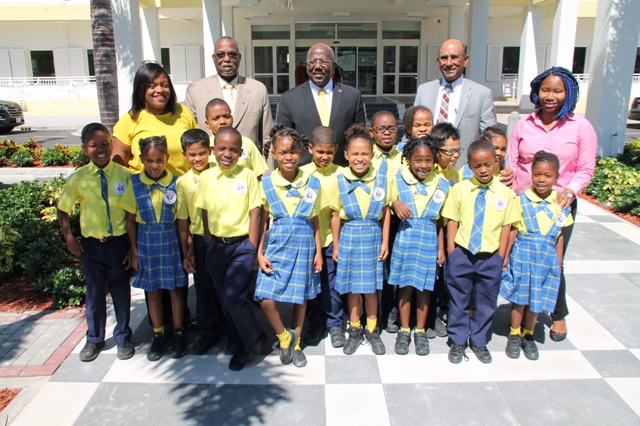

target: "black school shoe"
[385,312,400,333]
[239,331,268,364]
[170,328,187,359]
[434,315,448,337]
[229,354,245,371]
[470,345,492,364]
[329,327,346,348]
[192,334,221,355]
[505,334,522,359]
[521,334,540,361]
[448,343,466,364]
[147,332,166,362]
[343,326,364,355]
[303,323,327,346]
[79,342,105,362]
[364,327,386,355]
[414,332,430,356]
[292,349,307,368]
[278,329,297,365]
[394,331,411,355]
[117,342,135,360]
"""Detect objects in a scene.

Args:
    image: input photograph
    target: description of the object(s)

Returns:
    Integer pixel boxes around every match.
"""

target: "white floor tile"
[565,294,626,350]
[577,201,610,216]
[565,260,640,275]
[377,353,492,384]
[630,349,640,362]
[574,214,596,223]
[213,354,325,385]
[601,222,640,246]
[325,384,390,426]
[11,382,98,426]
[102,353,219,384]
[488,350,601,382]
[605,378,640,417]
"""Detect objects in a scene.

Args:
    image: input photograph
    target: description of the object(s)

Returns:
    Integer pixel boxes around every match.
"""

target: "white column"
[141,3,161,62]
[549,0,578,69]
[202,0,222,77]
[465,0,489,85]
[112,0,142,117]
[516,1,542,109]
[222,6,234,38]
[585,0,640,158]
[448,5,465,43]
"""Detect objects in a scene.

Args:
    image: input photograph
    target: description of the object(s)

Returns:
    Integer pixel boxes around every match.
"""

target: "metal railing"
[0,76,97,101]
[501,73,640,98]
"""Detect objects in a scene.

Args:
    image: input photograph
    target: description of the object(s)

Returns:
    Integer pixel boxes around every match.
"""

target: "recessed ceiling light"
[333,12,351,17]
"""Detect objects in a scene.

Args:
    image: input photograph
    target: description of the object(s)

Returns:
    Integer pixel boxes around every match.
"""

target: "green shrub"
[0,226,20,282]
[21,138,42,160]
[587,156,640,216]
[9,148,34,167]
[0,139,19,166]
[68,147,90,167]
[32,267,85,309]
[618,140,640,165]
[40,148,71,166]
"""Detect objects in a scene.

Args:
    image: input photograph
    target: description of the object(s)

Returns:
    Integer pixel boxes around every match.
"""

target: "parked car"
[630,97,640,121]
[0,100,25,133]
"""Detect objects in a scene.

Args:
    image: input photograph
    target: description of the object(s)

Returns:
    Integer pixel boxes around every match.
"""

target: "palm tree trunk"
[90,0,119,132]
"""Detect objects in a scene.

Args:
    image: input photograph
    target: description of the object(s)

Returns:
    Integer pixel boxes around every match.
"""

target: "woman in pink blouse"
[509,67,597,342]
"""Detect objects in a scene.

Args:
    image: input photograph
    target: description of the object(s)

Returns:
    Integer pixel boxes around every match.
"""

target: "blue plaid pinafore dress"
[500,194,570,313]
[254,175,321,304]
[335,166,388,295]
[130,174,187,292]
[388,175,450,291]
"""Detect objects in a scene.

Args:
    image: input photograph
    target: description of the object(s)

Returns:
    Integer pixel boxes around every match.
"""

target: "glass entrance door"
[382,44,419,95]
[254,45,290,95]
[336,46,376,95]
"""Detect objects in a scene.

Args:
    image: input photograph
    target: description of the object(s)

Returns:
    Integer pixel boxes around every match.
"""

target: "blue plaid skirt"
[500,232,560,313]
[255,217,320,304]
[131,222,187,292]
[388,218,438,291]
[335,219,386,295]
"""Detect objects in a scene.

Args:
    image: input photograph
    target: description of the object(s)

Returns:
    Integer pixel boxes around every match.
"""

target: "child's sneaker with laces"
[521,334,539,360]
[364,327,386,355]
[505,334,522,359]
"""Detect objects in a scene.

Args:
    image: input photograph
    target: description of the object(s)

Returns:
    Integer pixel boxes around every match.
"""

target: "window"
[337,23,377,39]
[30,50,55,77]
[383,45,418,95]
[161,48,171,74]
[253,45,290,95]
[382,21,421,40]
[501,47,520,74]
[295,23,335,39]
[87,49,95,77]
[251,25,291,40]
[635,47,640,74]
[572,47,587,74]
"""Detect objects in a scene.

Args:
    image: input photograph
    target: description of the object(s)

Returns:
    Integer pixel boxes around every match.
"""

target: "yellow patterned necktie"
[318,88,330,126]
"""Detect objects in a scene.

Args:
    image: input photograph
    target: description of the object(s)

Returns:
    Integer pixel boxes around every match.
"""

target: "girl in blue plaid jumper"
[328,124,392,356]
[389,136,450,356]
[122,136,188,362]
[501,151,572,361]
[256,126,323,368]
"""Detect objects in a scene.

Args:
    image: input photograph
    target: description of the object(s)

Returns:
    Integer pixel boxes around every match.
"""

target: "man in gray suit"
[184,36,273,154]
[414,39,497,168]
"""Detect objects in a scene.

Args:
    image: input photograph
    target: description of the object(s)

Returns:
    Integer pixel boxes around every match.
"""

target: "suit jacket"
[414,78,497,168]
[183,75,273,152]
[276,80,366,166]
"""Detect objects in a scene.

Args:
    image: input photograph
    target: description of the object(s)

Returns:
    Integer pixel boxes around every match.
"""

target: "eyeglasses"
[306,59,333,67]
[439,147,464,156]
[372,126,398,133]
[215,51,239,60]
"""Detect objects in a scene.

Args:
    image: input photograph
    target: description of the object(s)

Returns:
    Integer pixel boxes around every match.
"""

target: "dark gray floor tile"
[621,273,640,289]
[75,383,209,425]
[385,383,516,426]
[587,215,625,223]
[50,354,117,383]
[200,384,325,426]
[581,305,640,349]
[582,350,640,378]
[567,223,640,261]
[498,379,640,425]
[567,274,640,306]
[325,355,381,384]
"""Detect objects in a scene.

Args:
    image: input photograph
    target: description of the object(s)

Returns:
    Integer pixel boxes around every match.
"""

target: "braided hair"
[269,124,308,152]
[402,135,439,165]
[344,123,374,150]
[530,66,579,120]
[402,105,432,140]
[480,125,506,142]
[139,135,168,156]
[532,150,560,174]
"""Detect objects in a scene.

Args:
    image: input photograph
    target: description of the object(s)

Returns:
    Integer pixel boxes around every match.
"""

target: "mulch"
[0,275,84,313]
[580,193,640,227]
[0,388,20,413]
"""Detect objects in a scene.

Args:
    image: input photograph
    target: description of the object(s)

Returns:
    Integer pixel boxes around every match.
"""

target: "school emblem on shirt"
[433,189,446,204]
[234,180,248,195]
[113,181,126,196]
[373,187,386,202]
[294,180,304,188]
[192,176,198,184]
[303,188,317,204]
[164,189,177,205]
[448,178,456,187]
[395,165,404,175]
[240,148,248,160]
[556,212,567,227]
[494,196,507,211]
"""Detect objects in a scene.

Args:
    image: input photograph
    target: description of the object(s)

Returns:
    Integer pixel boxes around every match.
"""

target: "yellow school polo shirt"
[327,167,396,221]
[119,171,177,224]
[58,160,130,239]
[176,164,215,236]
[195,164,263,237]
[396,168,443,218]
[300,162,344,248]
[263,169,323,219]
[371,145,403,173]
[435,164,459,187]
[209,135,268,176]
[514,189,574,236]
[112,104,197,176]
[441,176,520,253]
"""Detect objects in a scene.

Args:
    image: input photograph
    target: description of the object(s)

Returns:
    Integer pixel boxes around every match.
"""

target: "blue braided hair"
[529,66,579,120]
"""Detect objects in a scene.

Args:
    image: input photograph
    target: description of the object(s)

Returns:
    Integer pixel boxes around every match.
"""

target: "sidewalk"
[1,199,640,425]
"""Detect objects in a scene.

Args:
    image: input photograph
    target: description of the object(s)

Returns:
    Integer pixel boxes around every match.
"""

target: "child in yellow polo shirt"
[327,123,395,356]
[300,127,345,348]
[459,126,510,183]
[57,123,134,363]
[203,98,268,177]
[176,128,232,356]
[120,135,188,362]
[441,139,520,365]
[195,126,266,372]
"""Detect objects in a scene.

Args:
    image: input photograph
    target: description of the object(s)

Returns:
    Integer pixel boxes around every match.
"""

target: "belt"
[87,235,123,243]
[211,235,248,244]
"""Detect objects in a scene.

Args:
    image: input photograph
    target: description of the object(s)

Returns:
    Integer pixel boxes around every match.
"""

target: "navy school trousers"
[205,237,262,355]
[307,242,343,329]
[445,246,502,347]
[81,235,132,345]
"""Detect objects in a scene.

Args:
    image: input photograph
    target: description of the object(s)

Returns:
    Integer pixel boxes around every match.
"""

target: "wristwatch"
[564,192,574,198]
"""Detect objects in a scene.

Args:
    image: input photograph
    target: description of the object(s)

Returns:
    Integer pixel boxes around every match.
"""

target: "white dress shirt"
[309,79,334,116]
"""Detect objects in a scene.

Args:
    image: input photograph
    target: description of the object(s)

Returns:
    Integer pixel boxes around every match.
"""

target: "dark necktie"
[97,169,113,236]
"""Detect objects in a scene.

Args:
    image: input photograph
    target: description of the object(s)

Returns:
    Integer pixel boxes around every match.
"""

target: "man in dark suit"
[277,43,365,166]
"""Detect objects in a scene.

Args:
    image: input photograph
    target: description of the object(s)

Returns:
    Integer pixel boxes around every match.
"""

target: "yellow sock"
[415,328,425,334]
[400,327,411,333]
[351,320,361,329]
[277,329,292,349]
[523,328,534,337]
[366,318,377,333]
[294,337,301,351]
[153,326,165,335]
[510,327,521,336]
